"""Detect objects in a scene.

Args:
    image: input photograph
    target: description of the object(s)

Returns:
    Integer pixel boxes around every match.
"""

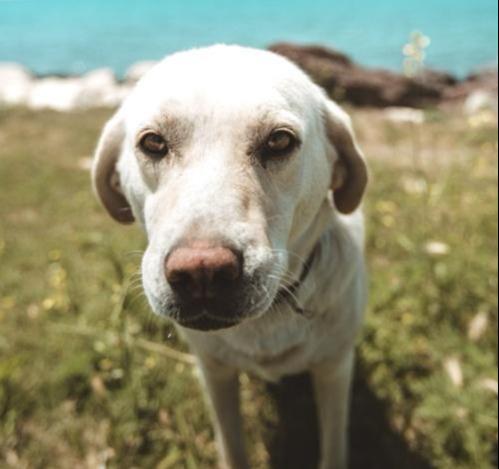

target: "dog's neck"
[287,196,336,278]
[275,198,364,320]
[275,196,338,312]
[273,241,320,315]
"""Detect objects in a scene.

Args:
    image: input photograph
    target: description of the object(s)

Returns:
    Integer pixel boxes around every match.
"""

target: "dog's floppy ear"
[323,100,368,214]
[92,111,135,224]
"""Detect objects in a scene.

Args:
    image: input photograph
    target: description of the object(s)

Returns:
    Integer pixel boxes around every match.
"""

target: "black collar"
[273,243,320,316]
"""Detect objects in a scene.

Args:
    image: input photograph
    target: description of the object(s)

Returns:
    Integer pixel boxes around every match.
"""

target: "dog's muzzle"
[164,240,246,331]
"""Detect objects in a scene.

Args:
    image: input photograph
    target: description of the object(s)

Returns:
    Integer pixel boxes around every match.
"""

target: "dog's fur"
[92,45,368,469]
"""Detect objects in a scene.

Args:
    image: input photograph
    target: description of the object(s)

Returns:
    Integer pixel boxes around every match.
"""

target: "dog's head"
[92,45,367,331]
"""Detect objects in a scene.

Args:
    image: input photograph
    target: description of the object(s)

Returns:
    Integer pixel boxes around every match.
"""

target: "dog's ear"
[92,111,135,224]
[323,100,368,214]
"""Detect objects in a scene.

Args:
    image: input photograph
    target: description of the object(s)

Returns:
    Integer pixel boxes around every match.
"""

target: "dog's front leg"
[197,355,250,469]
[312,351,355,469]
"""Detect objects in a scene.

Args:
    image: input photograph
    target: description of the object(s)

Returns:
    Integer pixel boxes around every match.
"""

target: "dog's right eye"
[139,132,169,159]
[258,129,300,167]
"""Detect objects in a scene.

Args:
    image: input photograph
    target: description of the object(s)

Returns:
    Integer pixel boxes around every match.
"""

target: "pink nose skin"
[165,242,242,302]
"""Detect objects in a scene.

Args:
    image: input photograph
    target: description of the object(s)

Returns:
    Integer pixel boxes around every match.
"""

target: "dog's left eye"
[264,129,298,156]
[139,132,169,159]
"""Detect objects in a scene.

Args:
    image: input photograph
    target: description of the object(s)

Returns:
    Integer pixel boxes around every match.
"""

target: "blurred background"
[0,0,498,76]
[0,1,497,469]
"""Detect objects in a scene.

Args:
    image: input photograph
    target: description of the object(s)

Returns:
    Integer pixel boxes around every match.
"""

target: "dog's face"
[93,46,367,331]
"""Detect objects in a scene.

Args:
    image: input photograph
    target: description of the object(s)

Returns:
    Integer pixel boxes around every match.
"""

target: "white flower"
[468,311,489,341]
[424,241,450,256]
[479,379,499,395]
[385,107,425,125]
[444,357,464,388]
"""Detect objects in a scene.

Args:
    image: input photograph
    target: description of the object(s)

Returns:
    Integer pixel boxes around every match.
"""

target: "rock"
[103,84,133,107]
[26,69,129,111]
[125,61,157,83]
[0,63,33,106]
[269,43,354,69]
[269,42,498,110]
[464,90,498,115]
[76,68,122,108]
[419,69,458,88]
[27,77,83,111]
[468,69,499,93]
[445,69,498,103]
[2,45,497,111]
[269,43,445,108]
[384,107,425,124]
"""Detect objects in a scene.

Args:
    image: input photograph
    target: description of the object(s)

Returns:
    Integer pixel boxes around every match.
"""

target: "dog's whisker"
[269,248,309,267]
[124,250,145,258]
[267,274,307,312]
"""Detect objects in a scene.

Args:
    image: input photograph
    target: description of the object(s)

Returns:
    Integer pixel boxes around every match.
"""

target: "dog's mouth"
[146,289,274,331]
[145,266,282,331]
[170,289,278,331]
[176,311,242,331]
[165,272,279,331]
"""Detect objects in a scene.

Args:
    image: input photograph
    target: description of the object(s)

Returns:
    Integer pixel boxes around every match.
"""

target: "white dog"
[92,45,368,469]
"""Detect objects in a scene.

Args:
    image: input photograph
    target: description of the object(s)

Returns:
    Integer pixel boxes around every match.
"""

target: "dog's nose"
[165,242,242,302]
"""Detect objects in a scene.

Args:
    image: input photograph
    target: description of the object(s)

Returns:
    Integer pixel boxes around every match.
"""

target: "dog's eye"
[139,132,169,159]
[264,129,298,157]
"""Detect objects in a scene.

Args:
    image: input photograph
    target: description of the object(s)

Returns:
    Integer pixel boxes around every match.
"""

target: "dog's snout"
[165,242,242,301]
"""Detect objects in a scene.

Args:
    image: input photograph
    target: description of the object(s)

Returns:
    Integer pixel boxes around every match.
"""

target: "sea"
[0,0,497,78]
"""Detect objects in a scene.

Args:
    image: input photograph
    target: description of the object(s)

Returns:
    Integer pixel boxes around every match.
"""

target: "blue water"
[0,0,497,77]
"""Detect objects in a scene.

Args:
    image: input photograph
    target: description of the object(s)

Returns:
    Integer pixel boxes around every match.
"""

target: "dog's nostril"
[213,253,241,282]
[166,270,193,290]
[210,263,239,291]
[164,244,242,302]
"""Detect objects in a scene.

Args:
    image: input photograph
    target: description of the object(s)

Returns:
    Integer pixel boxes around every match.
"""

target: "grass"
[0,106,497,469]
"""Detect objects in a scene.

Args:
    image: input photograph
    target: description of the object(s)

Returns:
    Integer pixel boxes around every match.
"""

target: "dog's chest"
[207,307,326,380]
[224,311,310,354]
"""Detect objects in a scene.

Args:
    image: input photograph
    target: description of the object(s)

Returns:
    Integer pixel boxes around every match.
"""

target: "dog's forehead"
[126,46,320,125]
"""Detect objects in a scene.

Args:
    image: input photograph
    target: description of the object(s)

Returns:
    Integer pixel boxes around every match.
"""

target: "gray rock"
[0,63,33,106]
[26,69,129,111]
[384,107,425,124]
[27,77,83,111]
[125,61,157,83]
[464,90,498,115]
[76,68,121,108]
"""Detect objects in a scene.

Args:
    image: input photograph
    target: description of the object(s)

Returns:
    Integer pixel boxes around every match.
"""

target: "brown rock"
[269,43,444,108]
[445,69,498,101]
[269,42,497,109]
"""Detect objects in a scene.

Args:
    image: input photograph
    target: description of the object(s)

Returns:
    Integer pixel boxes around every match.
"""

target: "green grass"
[0,107,497,469]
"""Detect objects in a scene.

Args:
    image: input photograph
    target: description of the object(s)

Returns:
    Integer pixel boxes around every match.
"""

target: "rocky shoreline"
[0,43,497,113]
[271,43,498,110]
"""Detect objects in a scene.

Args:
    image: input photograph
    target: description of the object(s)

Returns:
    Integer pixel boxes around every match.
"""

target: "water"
[0,0,497,78]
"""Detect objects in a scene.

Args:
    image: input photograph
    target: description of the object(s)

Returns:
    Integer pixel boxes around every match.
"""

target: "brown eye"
[139,132,169,159]
[265,129,298,155]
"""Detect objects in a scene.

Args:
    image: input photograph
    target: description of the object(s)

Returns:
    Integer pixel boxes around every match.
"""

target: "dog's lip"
[176,312,241,332]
